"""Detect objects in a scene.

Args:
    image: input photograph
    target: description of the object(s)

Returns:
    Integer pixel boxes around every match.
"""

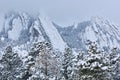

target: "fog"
[0,0,120,26]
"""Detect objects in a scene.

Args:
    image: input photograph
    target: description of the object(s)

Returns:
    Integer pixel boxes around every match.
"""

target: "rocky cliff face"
[55,17,120,51]
[0,12,66,51]
[0,12,120,51]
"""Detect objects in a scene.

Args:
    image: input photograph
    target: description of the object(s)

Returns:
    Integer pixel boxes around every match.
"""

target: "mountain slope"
[38,15,66,51]
[55,17,120,50]
[0,12,120,51]
[0,12,66,51]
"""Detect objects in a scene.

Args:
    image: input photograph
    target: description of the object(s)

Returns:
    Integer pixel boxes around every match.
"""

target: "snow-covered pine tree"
[109,48,120,80]
[72,50,84,80]
[53,49,64,80]
[62,47,74,80]
[0,46,23,80]
[19,55,34,80]
[17,42,40,80]
[22,41,59,80]
[115,56,120,80]
[79,42,114,80]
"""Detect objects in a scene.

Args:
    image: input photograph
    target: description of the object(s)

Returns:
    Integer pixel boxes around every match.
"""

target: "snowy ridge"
[38,15,66,51]
[0,12,120,51]
[8,16,23,40]
[56,17,120,50]
[0,12,66,51]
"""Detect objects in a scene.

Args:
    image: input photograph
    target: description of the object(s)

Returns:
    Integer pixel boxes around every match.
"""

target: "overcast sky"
[0,0,120,26]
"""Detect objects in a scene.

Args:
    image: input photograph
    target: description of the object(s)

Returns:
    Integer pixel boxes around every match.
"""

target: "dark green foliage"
[79,42,115,80]
[0,46,23,80]
[62,47,74,80]
[0,42,120,80]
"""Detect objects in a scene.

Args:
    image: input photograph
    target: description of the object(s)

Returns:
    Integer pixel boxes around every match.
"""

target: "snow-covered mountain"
[0,12,120,51]
[0,12,66,51]
[54,17,120,51]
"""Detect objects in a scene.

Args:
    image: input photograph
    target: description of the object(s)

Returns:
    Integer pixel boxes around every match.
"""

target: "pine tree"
[0,46,23,80]
[52,49,63,80]
[79,42,114,80]
[72,50,84,80]
[115,57,120,80]
[21,41,59,80]
[109,48,120,80]
[19,42,44,80]
[19,55,34,80]
[62,47,74,80]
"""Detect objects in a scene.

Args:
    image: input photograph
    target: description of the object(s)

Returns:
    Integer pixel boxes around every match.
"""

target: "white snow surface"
[8,17,23,40]
[78,17,120,49]
[1,36,5,41]
[0,13,5,32]
[0,12,120,51]
[38,14,66,51]
[13,45,29,62]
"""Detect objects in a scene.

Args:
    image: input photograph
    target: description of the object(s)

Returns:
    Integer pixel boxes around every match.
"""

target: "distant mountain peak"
[0,12,120,51]
[56,16,120,51]
[0,12,66,51]
[91,16,109,25]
